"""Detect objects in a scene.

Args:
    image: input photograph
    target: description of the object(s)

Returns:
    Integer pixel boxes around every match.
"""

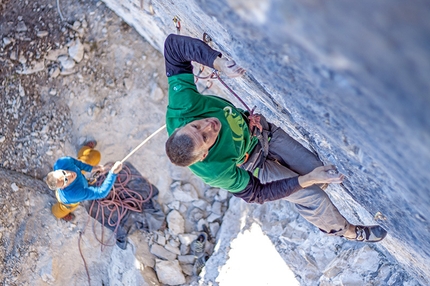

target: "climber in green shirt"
[164,34,387,243]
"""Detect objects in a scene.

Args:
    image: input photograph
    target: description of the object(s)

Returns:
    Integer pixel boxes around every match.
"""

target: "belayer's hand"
[298,165,344,188]
[111,161,123,174]
[213,57,246,78]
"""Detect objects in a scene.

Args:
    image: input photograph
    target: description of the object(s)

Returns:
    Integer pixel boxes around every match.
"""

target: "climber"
[45,140,123,221]
[163,34,387,242]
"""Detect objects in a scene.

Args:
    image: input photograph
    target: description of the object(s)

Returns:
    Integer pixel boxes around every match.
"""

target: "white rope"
[56,0,64,21]
[121,124,166,163]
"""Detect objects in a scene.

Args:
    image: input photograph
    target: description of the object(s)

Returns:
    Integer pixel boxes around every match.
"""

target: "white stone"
[45,47,68,61]
[178,255,195,264]
[215,189,229,201]
[11,183,19,192]
[151,86,164,102]
[72,21,81,30]
[178,233,198,246]
[3,37,13,46]
[180,264,194,276]
[207,213,222,223]
[155,259,186,285]
[156,234,166,246]
[164,244,181,255]
[172,183,198,202]
[18,53,27,64]
[197,219,208,231]
[49,66,60,78]
[58,55,75,70]
[15,59,45,74]
[68,38,84,63]
[169,238,180,248]
[123,77,133,90]
[211,201,222,215]
[166,210,185,236]
[10,51,17,61]
[150,244,177,261]
[37,31,49,38]
[17,21,28,32]
[209,222,220,238]
[167,201,180,211]
[192,200,208,210]
[188,207,204,222]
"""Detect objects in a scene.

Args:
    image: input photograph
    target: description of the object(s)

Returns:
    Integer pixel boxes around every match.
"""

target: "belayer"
[163,34,387,242]
[45,140,123,221]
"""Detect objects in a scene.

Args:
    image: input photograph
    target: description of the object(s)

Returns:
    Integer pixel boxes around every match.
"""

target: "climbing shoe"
[83,139,97,149]
[191,233,207,257]
[349,225,387,242]
[193,254,209,276]
[62,213,75,222]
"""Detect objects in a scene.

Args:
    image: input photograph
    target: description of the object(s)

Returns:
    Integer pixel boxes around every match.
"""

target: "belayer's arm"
[164,34,221,77]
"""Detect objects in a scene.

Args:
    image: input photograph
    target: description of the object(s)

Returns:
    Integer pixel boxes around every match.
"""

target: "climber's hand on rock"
[298,165,344,188]
[213,57,245,78]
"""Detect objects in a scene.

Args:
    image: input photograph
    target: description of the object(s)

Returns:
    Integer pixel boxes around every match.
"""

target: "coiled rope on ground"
[77,124,165,286]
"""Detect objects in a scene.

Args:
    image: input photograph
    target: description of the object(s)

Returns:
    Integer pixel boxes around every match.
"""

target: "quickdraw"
[173,16,181,34]
[140,0,155,15]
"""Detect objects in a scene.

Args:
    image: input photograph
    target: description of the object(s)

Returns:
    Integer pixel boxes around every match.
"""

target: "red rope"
[88,163,153,249]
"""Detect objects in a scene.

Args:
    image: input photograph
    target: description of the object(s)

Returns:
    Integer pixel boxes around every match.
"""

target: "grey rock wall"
[101,0,430,284]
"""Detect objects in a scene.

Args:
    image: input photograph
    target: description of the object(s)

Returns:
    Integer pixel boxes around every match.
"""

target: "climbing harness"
[193,32,270,163]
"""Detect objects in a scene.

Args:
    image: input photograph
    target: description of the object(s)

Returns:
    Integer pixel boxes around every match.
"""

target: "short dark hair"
[165,128,202,166]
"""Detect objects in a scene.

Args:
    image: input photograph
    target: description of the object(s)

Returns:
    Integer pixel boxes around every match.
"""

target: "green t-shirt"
[166,73,258,192]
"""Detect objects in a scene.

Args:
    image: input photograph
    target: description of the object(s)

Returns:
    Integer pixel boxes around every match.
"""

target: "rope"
[78,231,91,286]
[77,164,154,285]
[56,0,64,21]
[121,124,166,163]
[77,125,164,282]
[194,67,252,113]
[194,68,263,133]
[89,163,154,248]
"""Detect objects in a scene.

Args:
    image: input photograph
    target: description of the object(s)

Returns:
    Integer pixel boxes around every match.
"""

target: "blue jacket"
[54,157,117,204]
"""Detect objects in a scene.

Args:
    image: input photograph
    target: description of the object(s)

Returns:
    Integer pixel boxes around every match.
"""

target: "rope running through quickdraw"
[194,32,263,134]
